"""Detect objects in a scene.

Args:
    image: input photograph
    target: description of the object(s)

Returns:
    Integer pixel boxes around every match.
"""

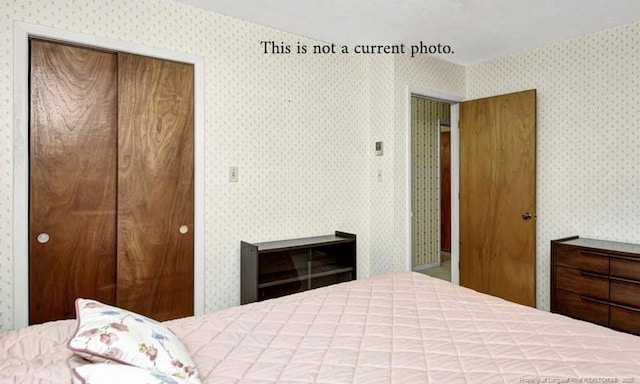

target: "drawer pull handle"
[580,295,608,305]
[580,250,609,258]
[609,276,640,285]
[609,255,640,262]
[610,302,640,313]
[579,270,608,279]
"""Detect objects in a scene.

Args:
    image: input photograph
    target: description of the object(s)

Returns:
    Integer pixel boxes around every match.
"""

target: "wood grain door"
[440,129,451,253]
[117,53,195,321]
[30,41,195,324]
[459,90,536,307]
[29,40,118,324]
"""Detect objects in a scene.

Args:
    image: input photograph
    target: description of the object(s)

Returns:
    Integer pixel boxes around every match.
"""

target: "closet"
[29,39,194,325]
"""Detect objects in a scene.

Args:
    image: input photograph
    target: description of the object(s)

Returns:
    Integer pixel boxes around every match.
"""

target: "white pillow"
[73,363,191,384]
[68,298,200,383]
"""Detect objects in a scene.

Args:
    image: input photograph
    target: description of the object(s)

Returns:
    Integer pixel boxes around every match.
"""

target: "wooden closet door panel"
[117,53,194,321]
[29,40,118,324]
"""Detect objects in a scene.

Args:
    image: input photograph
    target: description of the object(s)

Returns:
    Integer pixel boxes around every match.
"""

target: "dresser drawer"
[554,289,609,326]
[554,244,609,275]
[610,279,640,309]
[610,305,640,336]
[610,257,640,280]
[555,265,608,300]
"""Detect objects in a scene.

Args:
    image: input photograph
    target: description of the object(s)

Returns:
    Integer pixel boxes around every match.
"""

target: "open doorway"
[410,95,451,281]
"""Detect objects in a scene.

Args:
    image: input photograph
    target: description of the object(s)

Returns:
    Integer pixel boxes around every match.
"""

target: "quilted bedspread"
[2,272,640,383]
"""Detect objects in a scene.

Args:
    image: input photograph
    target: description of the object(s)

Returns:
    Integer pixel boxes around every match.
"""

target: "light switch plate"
[229,166,239,182]
[375,141,383,156]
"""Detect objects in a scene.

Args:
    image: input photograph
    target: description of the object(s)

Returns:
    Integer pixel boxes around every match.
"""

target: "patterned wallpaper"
[411,97,450,268]
[368,55,466,275]
[467,20,640,310]
[4,0,632,331]
[0,0,377,332]
[366,56,395,277]
[0,0,466,332]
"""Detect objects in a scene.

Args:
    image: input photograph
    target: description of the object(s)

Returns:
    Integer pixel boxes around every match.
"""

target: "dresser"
[551,236,640,335]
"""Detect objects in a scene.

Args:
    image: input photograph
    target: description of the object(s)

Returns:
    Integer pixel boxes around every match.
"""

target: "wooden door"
[29,40,118,324]
[459,90,536,307]
[440,129,451,253]
[30,42,195,324]
[117,53,195,321]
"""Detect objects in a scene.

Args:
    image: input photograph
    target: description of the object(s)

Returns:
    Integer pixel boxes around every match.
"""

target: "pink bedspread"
[2,272,640,383]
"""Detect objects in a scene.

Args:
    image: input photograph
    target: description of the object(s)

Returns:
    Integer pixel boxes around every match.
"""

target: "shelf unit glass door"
[257,249,308,300]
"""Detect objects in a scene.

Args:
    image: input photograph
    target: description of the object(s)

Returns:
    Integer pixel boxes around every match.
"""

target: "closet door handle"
[37,233,50,244]
[179,225,189,234]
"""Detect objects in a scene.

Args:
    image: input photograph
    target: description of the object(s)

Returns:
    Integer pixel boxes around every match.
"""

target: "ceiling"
[177,0,640,65]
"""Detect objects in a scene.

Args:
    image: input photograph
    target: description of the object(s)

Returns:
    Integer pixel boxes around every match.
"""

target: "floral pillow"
[68,298,200,383]
[73,363,191,384]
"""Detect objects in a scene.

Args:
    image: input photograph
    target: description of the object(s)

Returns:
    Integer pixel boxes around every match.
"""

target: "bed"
[2,271,640,383]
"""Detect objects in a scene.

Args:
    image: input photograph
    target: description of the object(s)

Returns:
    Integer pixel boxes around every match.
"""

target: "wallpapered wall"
[369,55,466,275]
[0,0,377,332]
[411,98,450,268]
[467,20,640,310]
[4,0,634,331]
[0,0,466,332]
[366,56,396,277]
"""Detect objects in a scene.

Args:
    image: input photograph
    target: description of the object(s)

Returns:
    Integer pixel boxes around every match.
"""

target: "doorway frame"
[405,87,463,285]
[437,118,451,257]
[12,21,206,329]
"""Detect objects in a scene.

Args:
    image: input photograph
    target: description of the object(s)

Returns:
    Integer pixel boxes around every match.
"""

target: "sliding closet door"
[29,40,118,324]
[117,53,195,321]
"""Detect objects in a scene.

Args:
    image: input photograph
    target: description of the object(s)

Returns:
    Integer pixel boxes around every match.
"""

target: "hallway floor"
[417,252,451,282]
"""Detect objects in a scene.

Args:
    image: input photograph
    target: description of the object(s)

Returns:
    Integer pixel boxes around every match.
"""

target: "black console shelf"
[241,231,356,304]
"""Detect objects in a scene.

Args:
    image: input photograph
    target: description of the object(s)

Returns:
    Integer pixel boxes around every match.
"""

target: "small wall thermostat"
[375,141,383,156]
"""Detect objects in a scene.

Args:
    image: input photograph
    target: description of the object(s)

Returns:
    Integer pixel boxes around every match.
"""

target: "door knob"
[521,212,533,220]
[179,225,189,234]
